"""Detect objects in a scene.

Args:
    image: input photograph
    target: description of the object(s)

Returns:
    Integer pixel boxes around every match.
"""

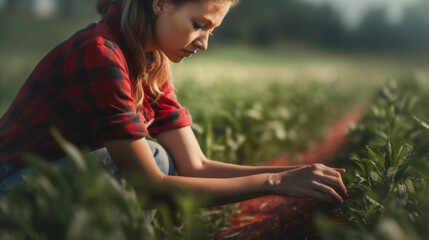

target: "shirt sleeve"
[56,41,148,142]
[148,80,192,137]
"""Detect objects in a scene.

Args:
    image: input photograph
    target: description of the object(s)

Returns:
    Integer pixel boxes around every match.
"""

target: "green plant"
[316,79,429,239]
[0,129,210,240]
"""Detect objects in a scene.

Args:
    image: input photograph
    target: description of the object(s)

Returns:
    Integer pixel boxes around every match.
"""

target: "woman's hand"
[269,163,348,204]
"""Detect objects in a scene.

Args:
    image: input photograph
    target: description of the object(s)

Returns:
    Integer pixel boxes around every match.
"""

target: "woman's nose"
[194,33,209,51]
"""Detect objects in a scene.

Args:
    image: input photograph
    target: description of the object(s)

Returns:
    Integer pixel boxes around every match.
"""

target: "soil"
[217,108,364,240]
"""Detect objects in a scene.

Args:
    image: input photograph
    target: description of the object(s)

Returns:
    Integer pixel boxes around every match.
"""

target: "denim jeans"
[0,140,175,223]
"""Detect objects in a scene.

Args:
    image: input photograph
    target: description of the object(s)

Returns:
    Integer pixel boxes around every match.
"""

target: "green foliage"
[177,78,356,166]
[0,129,209,240]
[316,79,429,239]
[0,129,152,239]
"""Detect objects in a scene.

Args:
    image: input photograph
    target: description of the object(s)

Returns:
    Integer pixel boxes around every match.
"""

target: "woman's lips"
[182,49,196,57]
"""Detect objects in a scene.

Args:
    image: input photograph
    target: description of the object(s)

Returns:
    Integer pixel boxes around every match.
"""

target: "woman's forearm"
[160,173,274,206]
[190,159,301,178]
[156,127,301,178]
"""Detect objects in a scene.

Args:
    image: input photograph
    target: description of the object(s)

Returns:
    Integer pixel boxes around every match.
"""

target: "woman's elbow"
[176,157,209,178]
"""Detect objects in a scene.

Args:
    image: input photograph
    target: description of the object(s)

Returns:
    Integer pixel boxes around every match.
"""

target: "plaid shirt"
[0,5,192,167]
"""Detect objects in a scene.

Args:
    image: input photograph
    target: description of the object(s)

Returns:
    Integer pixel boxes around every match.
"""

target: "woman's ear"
[152,0,168,16]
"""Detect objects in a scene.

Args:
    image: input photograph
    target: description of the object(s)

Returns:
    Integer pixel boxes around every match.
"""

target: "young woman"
[0,0,347,206]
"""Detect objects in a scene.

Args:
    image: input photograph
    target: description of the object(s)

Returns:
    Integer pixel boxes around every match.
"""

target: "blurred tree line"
[2,0,429,55]
[2,0,95,18]
[215,0,429,55]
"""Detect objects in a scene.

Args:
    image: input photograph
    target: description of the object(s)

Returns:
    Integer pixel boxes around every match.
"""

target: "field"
[171,45,428,165]
[1,15,429,239]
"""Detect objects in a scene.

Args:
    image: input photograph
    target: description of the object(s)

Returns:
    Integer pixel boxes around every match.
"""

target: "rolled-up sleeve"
[96,110,147,141]
[148,81,192,137]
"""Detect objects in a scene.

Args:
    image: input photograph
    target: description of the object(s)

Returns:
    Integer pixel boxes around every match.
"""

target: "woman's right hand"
[269,163,348,204]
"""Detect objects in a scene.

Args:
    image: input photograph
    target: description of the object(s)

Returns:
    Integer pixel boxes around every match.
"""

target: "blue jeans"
[0,140,175,223]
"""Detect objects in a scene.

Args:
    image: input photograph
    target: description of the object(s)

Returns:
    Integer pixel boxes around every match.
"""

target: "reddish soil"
[218,108,364,240]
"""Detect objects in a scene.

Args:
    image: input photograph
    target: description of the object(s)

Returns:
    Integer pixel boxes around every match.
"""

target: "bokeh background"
[1,0,429,53]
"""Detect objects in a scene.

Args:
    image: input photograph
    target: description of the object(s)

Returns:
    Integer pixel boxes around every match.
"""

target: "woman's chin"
[170,58,183,63]
[164,54,184,63]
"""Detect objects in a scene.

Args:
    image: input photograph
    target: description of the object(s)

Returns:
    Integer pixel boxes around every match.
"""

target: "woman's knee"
[90,148,120,177]
[92,140,175,176]
[147,140,175,176]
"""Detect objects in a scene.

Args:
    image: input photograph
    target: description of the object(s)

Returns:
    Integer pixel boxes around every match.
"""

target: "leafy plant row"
[317,79,429,240]
[176,78,359,166]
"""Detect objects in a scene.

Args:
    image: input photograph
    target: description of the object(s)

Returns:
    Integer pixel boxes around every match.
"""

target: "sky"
[301,0,423,29]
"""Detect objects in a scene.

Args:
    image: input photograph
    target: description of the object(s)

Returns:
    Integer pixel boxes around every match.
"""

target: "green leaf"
[370,171,382,184]
[351,155,366,172]
[404,179,415,194]
[191,123,204,135]
[413,115,429,132]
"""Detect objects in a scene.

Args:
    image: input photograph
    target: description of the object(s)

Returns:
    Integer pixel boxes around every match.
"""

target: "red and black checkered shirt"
[0,5,192,167]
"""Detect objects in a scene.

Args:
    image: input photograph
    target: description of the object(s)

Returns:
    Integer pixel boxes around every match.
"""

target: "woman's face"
[151,0,231,63]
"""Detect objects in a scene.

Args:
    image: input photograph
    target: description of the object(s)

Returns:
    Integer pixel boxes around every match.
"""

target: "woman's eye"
[193,21,213,36]
[193,22,203,30]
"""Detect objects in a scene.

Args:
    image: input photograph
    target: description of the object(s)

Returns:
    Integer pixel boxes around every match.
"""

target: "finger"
[311,165,348,197]
[306,188,337,204]
[321,168,348,193]
[320,175,348,197]
[322,167,344,177]
[312,181,344,203]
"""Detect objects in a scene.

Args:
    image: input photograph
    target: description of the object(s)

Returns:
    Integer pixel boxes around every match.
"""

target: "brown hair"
[97,0,239,105]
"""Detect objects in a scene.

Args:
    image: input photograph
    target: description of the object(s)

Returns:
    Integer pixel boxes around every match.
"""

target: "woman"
[0,0,347,206]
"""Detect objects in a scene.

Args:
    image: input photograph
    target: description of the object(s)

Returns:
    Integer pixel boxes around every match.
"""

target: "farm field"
[171,45,429,165]
[1,15,429,239]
